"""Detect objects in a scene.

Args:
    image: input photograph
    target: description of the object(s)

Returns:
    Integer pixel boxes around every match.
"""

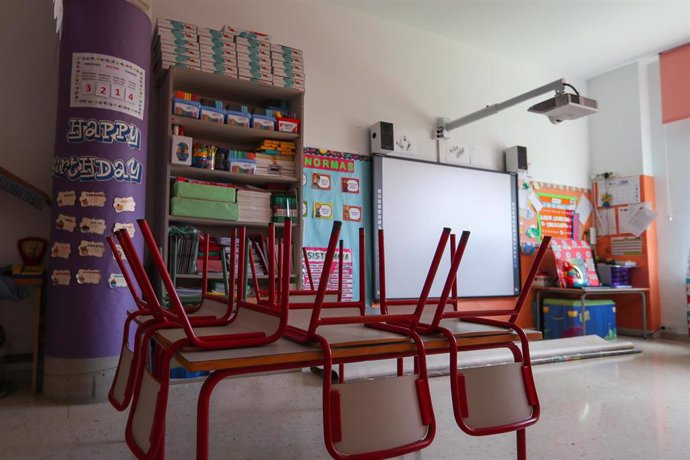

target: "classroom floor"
[1,337,689,459]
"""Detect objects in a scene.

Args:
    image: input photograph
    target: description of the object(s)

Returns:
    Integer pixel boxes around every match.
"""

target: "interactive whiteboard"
[373,155,520,298]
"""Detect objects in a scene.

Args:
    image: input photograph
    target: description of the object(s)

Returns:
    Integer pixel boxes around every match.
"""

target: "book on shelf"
[236,184,272,223]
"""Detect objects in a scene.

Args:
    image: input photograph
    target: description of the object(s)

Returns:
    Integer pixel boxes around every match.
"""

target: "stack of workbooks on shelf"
[236,185,271,223]
[254,140,296,177]
[168,226,200,275]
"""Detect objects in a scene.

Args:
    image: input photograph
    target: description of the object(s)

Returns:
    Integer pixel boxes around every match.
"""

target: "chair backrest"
[137,218,292,349]
[377,227,455,320]
[430,235,552,325]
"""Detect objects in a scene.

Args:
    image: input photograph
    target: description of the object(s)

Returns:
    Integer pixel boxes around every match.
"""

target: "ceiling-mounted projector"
[528,92,598,124]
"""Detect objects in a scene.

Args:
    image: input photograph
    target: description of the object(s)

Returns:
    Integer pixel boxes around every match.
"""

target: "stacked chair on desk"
[379,231,552,460]
[105,228,238,412]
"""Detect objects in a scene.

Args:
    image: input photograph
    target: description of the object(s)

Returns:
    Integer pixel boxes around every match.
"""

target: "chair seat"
[331,374,431,456]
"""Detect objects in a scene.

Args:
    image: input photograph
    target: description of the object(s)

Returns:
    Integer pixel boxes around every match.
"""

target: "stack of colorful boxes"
[154,19,201,72]
[170,177,239,222]
[254,140,296,177]
[271,44,305,91]
[198,27,238,77]
[153,19,305,92]
[233,29,273,85]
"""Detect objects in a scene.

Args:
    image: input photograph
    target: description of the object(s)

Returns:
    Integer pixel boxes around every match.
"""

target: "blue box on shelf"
[542,298,617,340]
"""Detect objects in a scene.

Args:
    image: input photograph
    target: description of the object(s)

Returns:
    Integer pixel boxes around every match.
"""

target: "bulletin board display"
[518,175,593,255]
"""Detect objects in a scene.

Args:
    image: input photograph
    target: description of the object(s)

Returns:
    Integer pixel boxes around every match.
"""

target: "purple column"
[44,0,151,402]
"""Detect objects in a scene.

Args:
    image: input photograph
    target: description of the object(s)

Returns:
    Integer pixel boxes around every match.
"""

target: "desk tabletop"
[534,286,649,294]
[171,323,542,372]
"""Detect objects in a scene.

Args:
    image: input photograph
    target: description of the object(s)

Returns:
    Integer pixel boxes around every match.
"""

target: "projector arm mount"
[434,78,567,139]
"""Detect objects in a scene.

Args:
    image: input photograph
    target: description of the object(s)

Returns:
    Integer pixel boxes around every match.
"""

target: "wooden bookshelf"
[149,67,304,294]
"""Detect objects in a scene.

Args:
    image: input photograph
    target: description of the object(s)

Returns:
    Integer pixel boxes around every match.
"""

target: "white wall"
[587,63,646,176]
[153,0,592,187]
[0,1,59,354]
[589,58,690,335]
[646,61,690,335]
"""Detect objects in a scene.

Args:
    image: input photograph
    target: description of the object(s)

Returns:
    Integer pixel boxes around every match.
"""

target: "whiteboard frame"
[372,154,521,300]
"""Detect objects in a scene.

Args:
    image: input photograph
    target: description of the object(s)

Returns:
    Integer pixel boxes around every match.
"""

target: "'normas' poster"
[302,148,372,306]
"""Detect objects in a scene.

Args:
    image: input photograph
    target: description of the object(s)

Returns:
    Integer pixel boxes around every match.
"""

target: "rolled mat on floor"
[320,335,640,382]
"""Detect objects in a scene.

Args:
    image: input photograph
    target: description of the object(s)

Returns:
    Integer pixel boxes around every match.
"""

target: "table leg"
[640,292,648,338]
[581,294,588,335]
[535,291,542,331]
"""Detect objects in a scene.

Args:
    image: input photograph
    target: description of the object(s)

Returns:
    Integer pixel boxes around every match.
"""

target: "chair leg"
[517,429,526,460]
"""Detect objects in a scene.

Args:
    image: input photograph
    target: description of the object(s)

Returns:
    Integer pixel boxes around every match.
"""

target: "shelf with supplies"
[149,66,304,298]
[170,115,299,144]
[170,164,298,185]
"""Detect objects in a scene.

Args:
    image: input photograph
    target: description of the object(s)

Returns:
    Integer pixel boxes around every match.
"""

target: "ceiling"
[333,0,690,79]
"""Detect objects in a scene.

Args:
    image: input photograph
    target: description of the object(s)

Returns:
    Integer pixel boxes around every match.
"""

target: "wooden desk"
[534,286,649,338]
[12,277,44,393]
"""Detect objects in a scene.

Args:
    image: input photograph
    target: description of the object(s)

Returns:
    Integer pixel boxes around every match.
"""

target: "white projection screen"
[373,155,520,299]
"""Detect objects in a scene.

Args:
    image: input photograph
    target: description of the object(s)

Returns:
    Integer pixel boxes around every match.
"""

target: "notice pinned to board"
[595,208,617,237]
[620,205,657,237]
[595,176,641,207]
[575,194,592,224]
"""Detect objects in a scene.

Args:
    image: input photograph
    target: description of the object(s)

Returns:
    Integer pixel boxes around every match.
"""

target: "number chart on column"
[70,53,146,120]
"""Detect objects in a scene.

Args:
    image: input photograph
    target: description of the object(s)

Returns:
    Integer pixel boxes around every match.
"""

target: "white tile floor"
[2,337,690,459]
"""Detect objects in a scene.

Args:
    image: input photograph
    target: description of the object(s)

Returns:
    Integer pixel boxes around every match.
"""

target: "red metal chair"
[283,225,460,459]
[413,233,552,460]
[105,225,240,412]
[122,219,346,460]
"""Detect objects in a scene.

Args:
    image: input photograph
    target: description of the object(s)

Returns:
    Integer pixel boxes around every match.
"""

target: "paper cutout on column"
[113,222,135,237]
[50,242,71,259]
[78,240,105,257]
[79,191,107,207]
[56,214,77,232]
[113,196,136,212]
[57,190,76,207]
[108,273,127,288]
[79,217,106,235]
[112,243,126,261]
[51,269,71,286]
[76,269,102,285]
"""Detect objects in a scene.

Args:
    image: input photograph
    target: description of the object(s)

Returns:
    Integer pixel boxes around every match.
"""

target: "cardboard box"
[172,98,201,118]
[157,18,197,33]
[251,114,276,130]
[200,106,225,124]
[170,197,239,221]
[199,43,236,55]
[235,36,270,50]
[172,179,237,202]
[197,27,236,42]
[157,29,197,42]
[157,36,200,49]
[237,53,271,66]
[542,298,617,340]
[270,52,304,64]
[236,29,271,42]
[270,44,303,56]
[160,61,200,71]
[236,45,270,59]
[160,44,200,58]
[160,52,200,66]
[237,76,273,86]
[171,135,193,165]
[201,61,238,73]
[199,36,238,49]
[272,76,305,90]
[238,68,272,80]
[237,61,271,73]
[199,67,237,77]
[200,53,238,65]
[272,67,305,80]
[226,111,251,127]
[271,60,304,72]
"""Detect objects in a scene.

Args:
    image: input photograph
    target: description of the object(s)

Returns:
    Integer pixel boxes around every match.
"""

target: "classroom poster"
[302,148,372,304]
[517,175,592,255]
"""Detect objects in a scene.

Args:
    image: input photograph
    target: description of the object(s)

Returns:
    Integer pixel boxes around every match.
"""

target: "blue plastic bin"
[543,298,617,340]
